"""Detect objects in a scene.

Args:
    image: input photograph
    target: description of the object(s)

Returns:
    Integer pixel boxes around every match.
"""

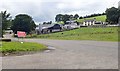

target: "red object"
[17,31,26,37]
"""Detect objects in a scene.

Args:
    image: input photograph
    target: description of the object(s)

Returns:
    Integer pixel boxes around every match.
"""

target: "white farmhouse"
[83,18,105,26]
[63,21,80,30]
[83,19,96,26]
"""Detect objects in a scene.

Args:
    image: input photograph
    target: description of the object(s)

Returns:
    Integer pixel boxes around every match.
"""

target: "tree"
[63,14,71,23]
[1,11,12,30]
[74,14,79,19]
[79,16,83,19]
[69,15,74,20]
[43,22,46,24]
[43,21,52,24]
[55,14,71,23]
[55,14,63,22]
[1,11,12,37]
[11,14,36,34]
[106,7,120,24]
[49,21,52,24]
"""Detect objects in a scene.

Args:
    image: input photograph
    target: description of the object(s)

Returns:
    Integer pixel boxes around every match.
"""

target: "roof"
[41,24,54,28]
[84,19,96,22]
[36,24,62,30]
[66,20,76,23]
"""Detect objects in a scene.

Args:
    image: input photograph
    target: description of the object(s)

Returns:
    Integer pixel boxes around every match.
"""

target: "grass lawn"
[76,15,106,23]
[57,21,64,24]
[27,27,119,42]
[0,42,47,55]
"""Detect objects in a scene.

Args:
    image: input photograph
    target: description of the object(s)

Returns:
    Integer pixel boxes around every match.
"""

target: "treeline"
[55,13,105,23]
[43,21,52,25]
[82,13,106,19]
[55,14,79,23]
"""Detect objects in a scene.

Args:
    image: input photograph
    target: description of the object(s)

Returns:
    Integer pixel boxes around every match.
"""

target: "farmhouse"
[35,24,62,34]
[83,18,105,26]
[63,21,80,30]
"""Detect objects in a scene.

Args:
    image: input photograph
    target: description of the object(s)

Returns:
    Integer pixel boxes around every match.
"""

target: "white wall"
[83,21,95,26]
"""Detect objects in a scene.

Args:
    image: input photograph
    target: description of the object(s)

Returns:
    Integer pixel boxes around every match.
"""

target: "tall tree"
[55,14,63,22]
[11,14,36,34]
[55,14,71,23]
[1,11,12,37]
[74,14,79,19]
[69,15,74,20]
[106,7,120,24]
[63,14,71,23]
[1,11,11,30]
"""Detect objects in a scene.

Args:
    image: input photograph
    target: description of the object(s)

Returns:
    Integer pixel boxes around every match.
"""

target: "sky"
[1,0,120,24]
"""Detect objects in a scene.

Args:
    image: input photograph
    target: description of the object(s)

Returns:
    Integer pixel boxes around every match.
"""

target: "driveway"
[2,38,118,69]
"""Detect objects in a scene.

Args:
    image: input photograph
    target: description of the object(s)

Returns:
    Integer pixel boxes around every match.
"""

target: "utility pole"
[118,1,120,24]
[118,1,120,9]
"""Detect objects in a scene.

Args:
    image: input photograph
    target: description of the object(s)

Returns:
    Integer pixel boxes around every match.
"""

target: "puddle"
[47,46,56,50]
[44,46,56,53]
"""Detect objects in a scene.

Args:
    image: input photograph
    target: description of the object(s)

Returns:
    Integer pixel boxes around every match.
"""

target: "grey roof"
[36,23,62,30]
[66,20,76,23]
[84,19,96,22]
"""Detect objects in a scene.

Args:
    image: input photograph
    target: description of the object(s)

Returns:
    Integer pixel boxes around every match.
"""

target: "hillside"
[27,27,118,41]
[76,15,106,23]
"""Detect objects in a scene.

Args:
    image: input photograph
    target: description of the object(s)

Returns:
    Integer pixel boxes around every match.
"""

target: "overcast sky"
[1,0,120,24]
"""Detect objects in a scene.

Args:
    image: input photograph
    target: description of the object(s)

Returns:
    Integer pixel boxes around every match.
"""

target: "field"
[76,15,106,23]
[27,27,119,42]
[0,42,47,55]
[57,21,64,24]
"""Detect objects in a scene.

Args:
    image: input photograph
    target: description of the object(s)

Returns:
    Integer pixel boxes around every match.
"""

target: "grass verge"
[0,42,47,56]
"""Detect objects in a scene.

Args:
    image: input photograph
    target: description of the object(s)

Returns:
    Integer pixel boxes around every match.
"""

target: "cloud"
[1,0,120,24]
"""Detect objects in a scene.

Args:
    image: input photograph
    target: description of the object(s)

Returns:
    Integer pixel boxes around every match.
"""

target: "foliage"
[0,11,12,37]
[27,27,119,42]
[55,14,74,23]
[0,42,47,54]
[74,14,79,19]
[1,11,12,30]
[83,13,106,18]
[55,14,63,22]
[43,21,52,24]
[11,14,36,34]
[106,7,120,24]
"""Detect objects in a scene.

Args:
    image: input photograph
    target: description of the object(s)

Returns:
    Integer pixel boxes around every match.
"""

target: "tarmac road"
[2,39,118,69]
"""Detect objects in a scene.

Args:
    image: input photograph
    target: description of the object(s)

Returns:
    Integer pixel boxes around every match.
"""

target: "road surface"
[2,38,118,69]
